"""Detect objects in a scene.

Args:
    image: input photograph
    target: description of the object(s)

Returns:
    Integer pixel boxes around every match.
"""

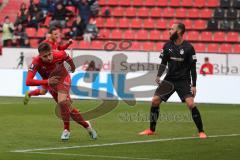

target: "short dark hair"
[49,27,57,34]
[38,42,51,54]
[176,22,185,35]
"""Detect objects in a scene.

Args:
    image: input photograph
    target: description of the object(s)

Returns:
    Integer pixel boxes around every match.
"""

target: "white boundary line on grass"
[12,133,240,153]
[26,152,168,160]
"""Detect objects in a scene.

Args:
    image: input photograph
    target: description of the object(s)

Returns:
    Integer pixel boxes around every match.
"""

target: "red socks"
[59,101,89,130]
[70,108,89,128]
[59,103,70,131]
[28,89,41,97]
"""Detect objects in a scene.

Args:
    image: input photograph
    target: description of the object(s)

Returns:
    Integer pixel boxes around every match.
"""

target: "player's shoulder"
[163,41,173,49]
[32,56,41,64]
[182,40,194,49]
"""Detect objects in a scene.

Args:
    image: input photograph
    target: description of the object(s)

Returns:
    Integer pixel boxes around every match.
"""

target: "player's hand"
[68,39,73,45]
[48,76,60,86]
[155,76,161,84]
[191,87,197,97]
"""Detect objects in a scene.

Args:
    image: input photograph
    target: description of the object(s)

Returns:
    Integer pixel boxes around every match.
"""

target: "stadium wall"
[0,69,239,104]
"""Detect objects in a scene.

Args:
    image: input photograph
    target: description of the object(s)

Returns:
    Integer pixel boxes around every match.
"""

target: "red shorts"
[41,75,71,103]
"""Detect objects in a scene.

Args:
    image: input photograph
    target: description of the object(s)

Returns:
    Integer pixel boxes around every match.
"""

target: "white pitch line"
[11,133,240,153]
[26,151,169,160]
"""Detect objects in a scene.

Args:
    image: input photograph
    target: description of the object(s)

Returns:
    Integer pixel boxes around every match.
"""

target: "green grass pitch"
[0,97,240,160]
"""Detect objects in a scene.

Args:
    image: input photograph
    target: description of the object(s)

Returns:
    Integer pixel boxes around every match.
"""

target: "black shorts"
[154,79,193,102]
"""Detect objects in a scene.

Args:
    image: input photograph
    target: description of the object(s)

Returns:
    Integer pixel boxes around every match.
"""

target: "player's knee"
[152,96,161,106]
[186,100,195,108]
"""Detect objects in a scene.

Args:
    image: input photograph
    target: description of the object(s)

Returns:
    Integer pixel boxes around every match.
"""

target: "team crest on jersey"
[180,49,184,55]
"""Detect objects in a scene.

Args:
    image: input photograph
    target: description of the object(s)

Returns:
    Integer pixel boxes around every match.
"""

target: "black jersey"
[159,40,197,81]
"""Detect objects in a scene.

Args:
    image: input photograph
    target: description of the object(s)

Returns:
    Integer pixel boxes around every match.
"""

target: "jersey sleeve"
[188,45,197,63]
[159,43,169,64]
[26,58,48,86]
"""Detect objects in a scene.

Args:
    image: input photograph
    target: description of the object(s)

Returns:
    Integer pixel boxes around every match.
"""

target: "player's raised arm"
[58,39,73,50]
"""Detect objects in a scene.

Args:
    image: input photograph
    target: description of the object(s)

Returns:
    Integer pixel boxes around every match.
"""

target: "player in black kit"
[139,23,207,139]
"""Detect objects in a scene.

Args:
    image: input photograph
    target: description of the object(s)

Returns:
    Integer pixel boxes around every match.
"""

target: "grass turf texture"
[0,97,240,160]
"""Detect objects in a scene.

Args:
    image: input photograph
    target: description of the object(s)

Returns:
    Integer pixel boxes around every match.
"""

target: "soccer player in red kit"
[26,42,97,140]
[24,27,73,105]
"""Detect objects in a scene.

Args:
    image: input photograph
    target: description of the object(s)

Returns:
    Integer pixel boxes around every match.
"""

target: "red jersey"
[26,51,74,86]
[200,63,214,75]
[43,39,71,51]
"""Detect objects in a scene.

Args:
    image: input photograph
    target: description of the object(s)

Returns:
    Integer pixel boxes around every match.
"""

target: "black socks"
[191,107,204,132]
[150,106,159,132]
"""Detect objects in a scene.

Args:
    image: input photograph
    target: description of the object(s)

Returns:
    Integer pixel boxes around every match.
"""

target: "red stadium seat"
[155,42,165,51]
[118,18,130,28]
[161,30,170,40]
[66,6,76,13]
[36,28,48,38]
[111,29,123,39]
[193,43,206,52]
[207,43,219,53]
[187,31,200,41]
[162,8,175,18]
[207,0,219,7]
[62,28,71,35]
[187,9,199,18]
[137,7,149,17]
[149,30,161,40]
[30,39,39,48]
[219,44,232,53]
[108,0,119,6]
[168,19,179,26]
[119,1,131,6]
[156,19,168,29]
[156,0,168,6]
[193,0,205,8]
[183,19,193,29]
[168,0,181,7]
[175,8,187,18]
[98,29,111,39]
[104,18,117,28]
[130,19,142,29]
[79,41,91,49]
[131,0,143,6]
[182,0,193,7]
[233,44,240,53]
[193,20,206,30]
[136,30,149,40]
[145,0,156,7]
[226,32,239,42]
[143,19,155,29]
[125,7,137,17]
[128,41,141,51]
[213,32,225,42]
[26,28,36,37]
[96,17,105,28]
[98,0,106,5]
[123,30,135,40]
[150,8,161,17]
[91,41,104,50]
[200,9,213,19]
[111,7,124,17]
[201,32,213,42]
[142,42,155,51]
[71,40,80,49]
